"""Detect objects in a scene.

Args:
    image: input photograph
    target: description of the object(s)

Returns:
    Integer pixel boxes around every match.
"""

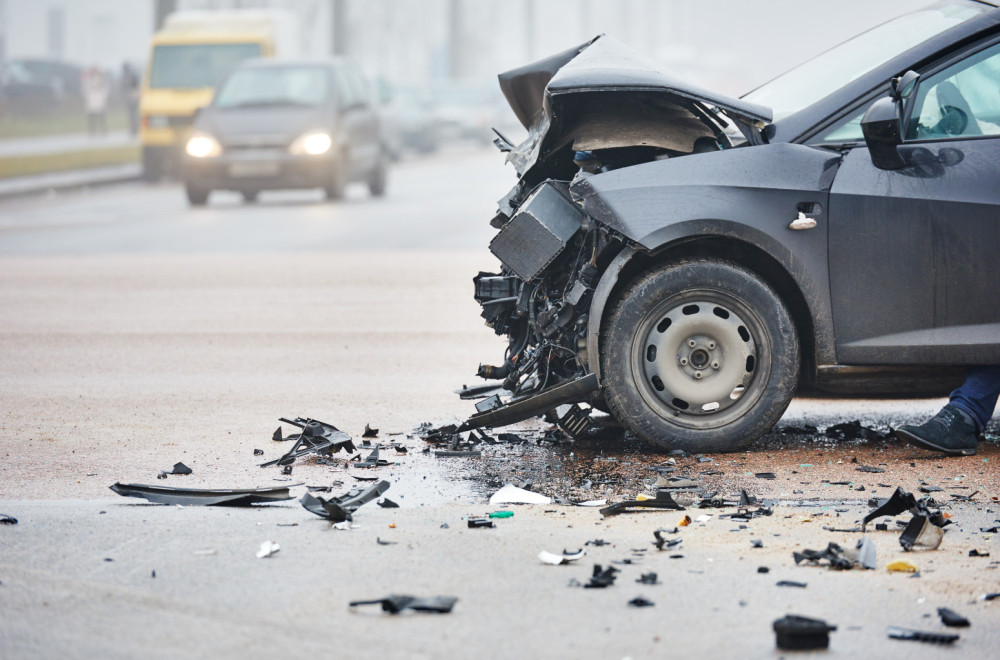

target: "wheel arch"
[588,233,823,388]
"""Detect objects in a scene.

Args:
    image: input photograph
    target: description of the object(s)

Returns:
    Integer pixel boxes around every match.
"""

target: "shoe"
[896,405,978,456]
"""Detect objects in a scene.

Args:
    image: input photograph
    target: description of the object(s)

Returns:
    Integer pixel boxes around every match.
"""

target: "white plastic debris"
[694,514,713,523]
[538,549,586,565]
[489,484,552,505]
[574,499,607,507]
[193,549,218,556]
[256,540,280,558]
[332,521,353,530]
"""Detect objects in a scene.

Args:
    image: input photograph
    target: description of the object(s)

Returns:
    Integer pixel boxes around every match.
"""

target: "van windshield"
[149,43,261,89]
[214,65,329,108]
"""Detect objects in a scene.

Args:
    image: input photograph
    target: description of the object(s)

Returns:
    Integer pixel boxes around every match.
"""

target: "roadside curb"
[0,163,142,201]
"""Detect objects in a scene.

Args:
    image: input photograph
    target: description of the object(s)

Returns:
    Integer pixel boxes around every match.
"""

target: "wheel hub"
[640,300,757,416]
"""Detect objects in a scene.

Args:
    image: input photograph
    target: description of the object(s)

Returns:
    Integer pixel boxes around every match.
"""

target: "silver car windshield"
[744,1,987,121]
[215,66,329,108]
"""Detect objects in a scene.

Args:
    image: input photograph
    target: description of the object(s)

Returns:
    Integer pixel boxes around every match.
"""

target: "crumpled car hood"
[497,35,773,178]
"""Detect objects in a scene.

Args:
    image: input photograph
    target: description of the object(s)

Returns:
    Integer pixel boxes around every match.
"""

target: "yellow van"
[140,10,299,180]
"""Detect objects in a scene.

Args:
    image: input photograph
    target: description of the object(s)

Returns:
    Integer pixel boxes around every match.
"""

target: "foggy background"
[1,0,924,108]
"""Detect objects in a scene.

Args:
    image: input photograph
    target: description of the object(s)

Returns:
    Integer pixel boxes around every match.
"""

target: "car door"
[826,37,1000,365]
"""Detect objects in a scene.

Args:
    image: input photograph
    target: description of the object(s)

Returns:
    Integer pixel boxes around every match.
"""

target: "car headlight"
[290,131,333,156]
[185,133,222,158]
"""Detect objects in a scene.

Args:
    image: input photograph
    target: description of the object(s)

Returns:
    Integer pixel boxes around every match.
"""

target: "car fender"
[578,143,842,380]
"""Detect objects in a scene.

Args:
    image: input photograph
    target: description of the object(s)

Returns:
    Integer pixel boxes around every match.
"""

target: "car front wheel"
[601,258,799,452]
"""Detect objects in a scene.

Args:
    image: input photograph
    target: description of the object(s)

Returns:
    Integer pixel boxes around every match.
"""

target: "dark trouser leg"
[949,366,1000,432]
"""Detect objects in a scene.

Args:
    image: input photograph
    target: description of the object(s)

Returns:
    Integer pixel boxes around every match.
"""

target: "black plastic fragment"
[362,424,379,438]
[300,480,390,522]
[773,615,836,650]
[468,518,494,528]
[887,626,959,644]
[755,472,776,480]
[349,595,457,614]
[583,564,619,588]
[378,498,400,508]
[628,597,654,607]
[600,489,684,517]
[261,417,356,468]
[969,549,990,557]
[353,447,390,468]
[856,465,885,473]
[937,607,969,627]
[652,528,682,551]
[636,572,659,585]
[862,487,916,530]
[434,450,482,457]
[1,514,18,525]
[776,580,807,588]
[110,483,295,506]
[253,449,264,456]
[793,542,854,570]
[376,537,397,546]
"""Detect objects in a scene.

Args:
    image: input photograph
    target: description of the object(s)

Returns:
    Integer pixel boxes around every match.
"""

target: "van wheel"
[368,153,388,197]
[600,258,799,452]
[185,184,210,206]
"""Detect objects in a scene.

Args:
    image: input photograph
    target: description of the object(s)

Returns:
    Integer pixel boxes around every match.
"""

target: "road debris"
[776,580,807,588]
[627,596,654,607]
[1,514,18,525]
[538,549,586,565]
[377,498,400,508]
[886,559,918,573]
[262,417,356,468]
[109,483,295,506]
[600,489,684,517]
[969,549,990,557]
[349,595,458,614]
[937,608,970,627]
[353,447,389,468]
[899,514,944,551]
[652,528,682,551]
[255,540,280,559]
[793,538,876,570]
[300,480,390,522]
[773,615,836,650]
[362,424,379,438]
[468,518,495,528]
[157,462,192,479]
[636,572,659,585]
[581,564,619,588]
[489,484,552,505]
[887,627,959,644]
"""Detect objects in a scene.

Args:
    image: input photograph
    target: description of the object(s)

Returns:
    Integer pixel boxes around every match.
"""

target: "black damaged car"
[466,0,1000,451]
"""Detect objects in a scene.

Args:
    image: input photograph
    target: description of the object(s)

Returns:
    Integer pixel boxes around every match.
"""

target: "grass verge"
[0,145,139,179]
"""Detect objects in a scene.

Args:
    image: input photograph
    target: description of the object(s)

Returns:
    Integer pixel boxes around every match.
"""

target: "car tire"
[368,153,388,197]
[600,258,799,452]
[241,190,259,204]
[324,154,347,201]
[142,147,164,182]
[185,183,210,206]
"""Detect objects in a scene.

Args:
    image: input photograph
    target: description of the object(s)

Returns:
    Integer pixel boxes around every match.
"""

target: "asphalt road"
[2,147,998,659]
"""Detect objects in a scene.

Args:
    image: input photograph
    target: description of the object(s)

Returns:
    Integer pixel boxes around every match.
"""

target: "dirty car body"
[469,1,1000,451]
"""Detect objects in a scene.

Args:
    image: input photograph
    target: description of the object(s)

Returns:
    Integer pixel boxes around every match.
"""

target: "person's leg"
[895,367,1000,456]
[948,365,1000,432]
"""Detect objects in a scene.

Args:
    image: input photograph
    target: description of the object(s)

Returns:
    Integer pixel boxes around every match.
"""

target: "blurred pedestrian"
[897,366,1000,456]
[121,62,140,136]
[82,66,109,135]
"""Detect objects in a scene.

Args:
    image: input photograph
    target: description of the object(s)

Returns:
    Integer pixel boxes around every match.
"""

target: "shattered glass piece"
[110,483,295,506]
[300,480,390,522]
[489,484,552,505]
[538,549,586,565]
[937,608,969,627]
[255,540,280,559]
[628,597,654,607]
[773,615,837,650]
[899,515,944,551]
[350,595,458,614]
[582,564,619,588]
[887,627,959,644]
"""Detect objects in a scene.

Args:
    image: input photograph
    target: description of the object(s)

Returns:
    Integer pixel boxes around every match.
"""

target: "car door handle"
[789,211,817,230]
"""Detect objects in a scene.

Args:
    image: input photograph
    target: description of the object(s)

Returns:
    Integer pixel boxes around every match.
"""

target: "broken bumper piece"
[109,483,295,506]
[261,417,356,468]
[300,480,390,522]
[599,489,684,517]
[458,373,598,432]
[349,595,458,614]
[773,615,837,650]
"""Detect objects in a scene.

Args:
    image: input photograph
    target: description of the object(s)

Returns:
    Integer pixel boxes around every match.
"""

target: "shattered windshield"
[744,1,986,121]
[214,65,330,108]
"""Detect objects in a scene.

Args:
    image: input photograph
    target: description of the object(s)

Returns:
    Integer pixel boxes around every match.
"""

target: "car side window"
[906,41,1000,140]
[812,107,868,143]
[333,64,359,109]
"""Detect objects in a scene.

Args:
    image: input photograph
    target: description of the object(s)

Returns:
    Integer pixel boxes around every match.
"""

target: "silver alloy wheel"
[633,291,767,429]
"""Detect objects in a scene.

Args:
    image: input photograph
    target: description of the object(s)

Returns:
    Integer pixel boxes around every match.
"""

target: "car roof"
[232,57,352,71]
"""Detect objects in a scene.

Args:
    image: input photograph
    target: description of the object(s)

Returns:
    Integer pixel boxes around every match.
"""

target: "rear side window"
[907,40,1000,139]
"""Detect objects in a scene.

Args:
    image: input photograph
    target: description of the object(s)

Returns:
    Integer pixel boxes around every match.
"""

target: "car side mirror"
[861,96,906,170]
[891,70,919,101]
